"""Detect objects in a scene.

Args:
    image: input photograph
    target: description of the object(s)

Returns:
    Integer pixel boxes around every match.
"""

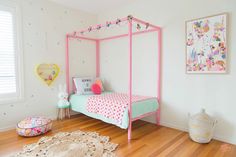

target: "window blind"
[0,10,17,95]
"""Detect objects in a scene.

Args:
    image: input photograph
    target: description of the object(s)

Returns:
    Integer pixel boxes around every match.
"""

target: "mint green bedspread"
[70,92,158,129]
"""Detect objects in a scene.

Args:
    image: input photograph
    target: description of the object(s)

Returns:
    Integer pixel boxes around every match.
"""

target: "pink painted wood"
[128,19,133,140]
[131,111,157,122]
[77,17,128,34]
[69,29,158,41]
[99,28,158,41]
[132,17,161,30]
[156,29,162,125]
[65,16,162,141]
[65,34,70,93]
[96,40,100,77]
[67,35,97,41]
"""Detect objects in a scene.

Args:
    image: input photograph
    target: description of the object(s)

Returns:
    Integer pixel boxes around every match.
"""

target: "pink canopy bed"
[65,15,162,140]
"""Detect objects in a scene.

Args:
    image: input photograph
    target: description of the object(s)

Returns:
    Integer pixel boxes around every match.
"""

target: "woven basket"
[189,109,217,143]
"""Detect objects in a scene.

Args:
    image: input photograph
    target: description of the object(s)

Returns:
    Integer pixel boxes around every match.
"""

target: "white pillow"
[73,77,94,95]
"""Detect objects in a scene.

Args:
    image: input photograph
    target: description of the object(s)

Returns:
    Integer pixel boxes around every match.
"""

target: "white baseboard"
[0,114,234,144]
[213,135,235,145]
[0,113,81,132]
[70,111,79,116]
[0,125,16,132]
[160,121,188,132]
[156,120,235,145]
[0,115,57,132]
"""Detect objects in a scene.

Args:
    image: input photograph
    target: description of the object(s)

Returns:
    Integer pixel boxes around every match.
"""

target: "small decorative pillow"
[73,77,94,95]
[91,83,101,94]
[94,78,104,91]
[16,117,52,137]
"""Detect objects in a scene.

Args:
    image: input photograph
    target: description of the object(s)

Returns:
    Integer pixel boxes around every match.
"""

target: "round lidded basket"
[188,109,217,143]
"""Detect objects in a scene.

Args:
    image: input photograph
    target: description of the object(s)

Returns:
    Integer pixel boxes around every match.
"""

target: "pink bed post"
[96,40,100,77]
[156,28,162,125]
[128,18,133,140]
[66,34,70,94]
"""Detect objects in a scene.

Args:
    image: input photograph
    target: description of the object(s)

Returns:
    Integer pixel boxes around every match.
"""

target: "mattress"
[70,92,159,129]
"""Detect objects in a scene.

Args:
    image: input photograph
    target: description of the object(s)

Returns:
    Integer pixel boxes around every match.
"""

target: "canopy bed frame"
[65,15,162,140]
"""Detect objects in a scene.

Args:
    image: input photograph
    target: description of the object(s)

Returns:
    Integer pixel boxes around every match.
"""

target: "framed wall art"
[186,13,228,73]
[35,64,60,86]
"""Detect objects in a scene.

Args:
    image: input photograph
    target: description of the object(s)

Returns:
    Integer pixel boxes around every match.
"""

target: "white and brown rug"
[13,130,118,157]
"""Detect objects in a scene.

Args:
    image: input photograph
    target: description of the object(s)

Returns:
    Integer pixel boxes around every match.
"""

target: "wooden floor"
[0,114,236,157]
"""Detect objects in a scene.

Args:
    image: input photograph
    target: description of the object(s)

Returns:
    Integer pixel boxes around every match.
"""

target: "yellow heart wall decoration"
[35,64,60,86]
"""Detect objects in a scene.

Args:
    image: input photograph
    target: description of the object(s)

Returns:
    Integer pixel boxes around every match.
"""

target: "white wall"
[0,0,97,130]
[0,0,235,145]
[98,0,236,144]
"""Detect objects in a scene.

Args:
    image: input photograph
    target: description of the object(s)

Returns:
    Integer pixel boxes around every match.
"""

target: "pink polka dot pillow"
[16,116,52,137]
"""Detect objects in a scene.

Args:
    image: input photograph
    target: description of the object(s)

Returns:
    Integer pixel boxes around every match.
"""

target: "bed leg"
[128,121,132,140]
[156,109,160,125]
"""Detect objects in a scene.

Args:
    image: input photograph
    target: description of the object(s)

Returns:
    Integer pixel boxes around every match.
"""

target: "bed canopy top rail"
[66,15,160,40]
[67,28,158,42]
[65,15,162,140]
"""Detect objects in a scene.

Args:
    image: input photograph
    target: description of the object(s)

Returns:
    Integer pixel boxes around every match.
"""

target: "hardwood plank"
[0,114,235,157]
